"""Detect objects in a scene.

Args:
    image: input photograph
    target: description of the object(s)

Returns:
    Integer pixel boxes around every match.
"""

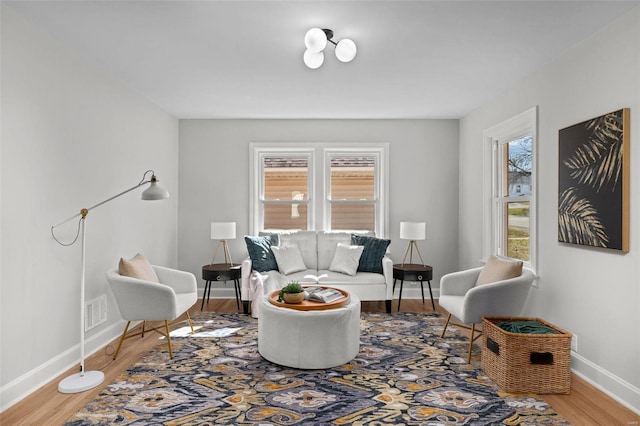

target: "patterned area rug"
[66,312,570,425]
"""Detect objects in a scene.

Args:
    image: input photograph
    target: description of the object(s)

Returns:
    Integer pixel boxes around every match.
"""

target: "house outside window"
[327,153,378,232]
[497,134,533,261]
[250,143,389,237]
[482,107,537,271]
[261,155,310,230]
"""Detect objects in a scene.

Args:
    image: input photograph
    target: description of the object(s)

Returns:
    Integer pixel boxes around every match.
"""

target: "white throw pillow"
[272,243,307,275]
[329,243,364,276]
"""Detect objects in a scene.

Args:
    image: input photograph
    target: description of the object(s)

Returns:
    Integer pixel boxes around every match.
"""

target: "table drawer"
[202,264,241,282]
[204,271,228,281]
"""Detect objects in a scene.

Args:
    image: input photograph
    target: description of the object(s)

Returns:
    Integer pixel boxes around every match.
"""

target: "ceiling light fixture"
[303,28,357,69]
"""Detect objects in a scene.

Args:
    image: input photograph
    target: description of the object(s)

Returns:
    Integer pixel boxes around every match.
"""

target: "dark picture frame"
[558,108,629,252]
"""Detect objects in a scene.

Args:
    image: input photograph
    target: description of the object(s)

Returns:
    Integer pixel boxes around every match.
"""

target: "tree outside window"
[483,107,537,271]
[502,135,532,261]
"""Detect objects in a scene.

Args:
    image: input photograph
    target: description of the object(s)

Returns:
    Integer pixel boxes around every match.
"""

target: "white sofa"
[241,230,393,314]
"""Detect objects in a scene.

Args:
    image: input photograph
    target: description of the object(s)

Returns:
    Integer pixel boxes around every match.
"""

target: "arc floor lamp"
[51,170,169,393]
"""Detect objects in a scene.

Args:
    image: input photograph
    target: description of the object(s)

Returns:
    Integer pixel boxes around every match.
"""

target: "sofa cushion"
[318,270,387,285]
[278,230,318,270]
[328,243,364,276]
[264,269,320,288]
[476,255,523,286]
[258,231,280,246]
[244,235,278,272]
[118,253,159,282]
[351,234,391,274]
[272,243,307,275]
[317,231,352,269]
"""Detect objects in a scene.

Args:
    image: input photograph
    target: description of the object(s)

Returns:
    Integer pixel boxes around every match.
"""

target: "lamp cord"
[51,217,82,247]
[139,169,154,184]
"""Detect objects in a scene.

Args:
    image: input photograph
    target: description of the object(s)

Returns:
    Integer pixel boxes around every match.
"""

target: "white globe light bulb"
[335,39,357,63]
[304,28,327,53]
[303,49,324,69]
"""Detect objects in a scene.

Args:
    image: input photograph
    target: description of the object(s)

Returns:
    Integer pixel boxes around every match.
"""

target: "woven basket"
[481,316,572,394]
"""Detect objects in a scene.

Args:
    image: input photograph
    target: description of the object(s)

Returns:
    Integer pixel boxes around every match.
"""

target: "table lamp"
[210,222,236,265]
[400,221,426,266]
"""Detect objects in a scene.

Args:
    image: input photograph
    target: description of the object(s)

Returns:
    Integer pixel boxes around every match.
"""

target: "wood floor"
[2,298,638,425]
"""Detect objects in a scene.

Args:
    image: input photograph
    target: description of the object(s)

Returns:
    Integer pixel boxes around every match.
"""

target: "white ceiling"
[5,0,639,119]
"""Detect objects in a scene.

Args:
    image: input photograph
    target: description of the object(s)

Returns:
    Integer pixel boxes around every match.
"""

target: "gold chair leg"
[165,320,173,359]
[186,311,194,334]
[467,323,475,363]
[113,321,131,360]
[441,313,451,338]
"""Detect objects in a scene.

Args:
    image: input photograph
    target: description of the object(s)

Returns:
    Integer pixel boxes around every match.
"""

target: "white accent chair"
[439,266,535,362]
[106,265,198,359]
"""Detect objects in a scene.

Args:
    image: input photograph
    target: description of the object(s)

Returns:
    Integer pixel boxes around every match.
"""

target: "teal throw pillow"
[244,235,278,272]
[351,234,391,274]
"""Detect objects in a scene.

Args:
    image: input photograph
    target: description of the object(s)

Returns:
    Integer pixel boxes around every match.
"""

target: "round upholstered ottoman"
[258,294,361,369]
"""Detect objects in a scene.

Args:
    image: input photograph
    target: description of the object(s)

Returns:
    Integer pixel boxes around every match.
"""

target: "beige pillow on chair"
[118,253,159,283]
[476,255,523,286]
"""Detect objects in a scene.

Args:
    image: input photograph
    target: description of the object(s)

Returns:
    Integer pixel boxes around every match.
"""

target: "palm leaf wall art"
[558,108,629,251]
[558,187,609,248]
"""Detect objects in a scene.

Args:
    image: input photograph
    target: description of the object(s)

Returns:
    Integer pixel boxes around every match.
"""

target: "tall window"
[483,107,537,270]
[495,135,533,261]
[261,155,310,230]
[327,154,377,232]
[251,143,388,236]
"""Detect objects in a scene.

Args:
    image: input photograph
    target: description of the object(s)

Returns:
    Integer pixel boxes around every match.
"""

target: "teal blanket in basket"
[497,320,557,334]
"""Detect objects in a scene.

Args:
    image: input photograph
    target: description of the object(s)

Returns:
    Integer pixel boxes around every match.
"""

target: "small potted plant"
[278,282,305,304]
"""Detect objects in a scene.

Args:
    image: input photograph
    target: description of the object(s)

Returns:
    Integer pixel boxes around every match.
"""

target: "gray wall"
[459,9,640,410]
[178,119,460,300]
[0,8,179,408]
[3,1,639,415]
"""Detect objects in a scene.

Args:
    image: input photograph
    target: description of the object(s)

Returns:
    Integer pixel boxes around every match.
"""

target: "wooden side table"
[201,263,242,310]
[393,264,434,311]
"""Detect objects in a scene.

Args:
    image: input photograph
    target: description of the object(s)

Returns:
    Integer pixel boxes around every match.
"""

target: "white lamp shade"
[335,38,357,62]
[303,49,324,69]
[400,222,425,240]
[211,222,236,240]
[304,28,327,53]
[141,181,170,200]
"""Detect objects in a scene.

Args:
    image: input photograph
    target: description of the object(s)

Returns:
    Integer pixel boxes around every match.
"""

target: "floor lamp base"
[58,370,105,393]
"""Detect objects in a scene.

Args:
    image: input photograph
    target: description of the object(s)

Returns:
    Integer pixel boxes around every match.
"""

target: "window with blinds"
[250,143,388,236]
[329,156,376,232]
[262,156,309,230]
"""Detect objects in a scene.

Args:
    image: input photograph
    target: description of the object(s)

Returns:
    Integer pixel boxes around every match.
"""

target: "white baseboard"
[199,288,243,313]
[200,287,237,299]
[0,319,127,412]
[571,351,640,415]
[394,287,440,301]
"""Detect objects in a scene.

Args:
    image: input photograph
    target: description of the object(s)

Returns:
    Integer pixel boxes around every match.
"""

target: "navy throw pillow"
[244,235,278,272]
[351,234,391,274]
